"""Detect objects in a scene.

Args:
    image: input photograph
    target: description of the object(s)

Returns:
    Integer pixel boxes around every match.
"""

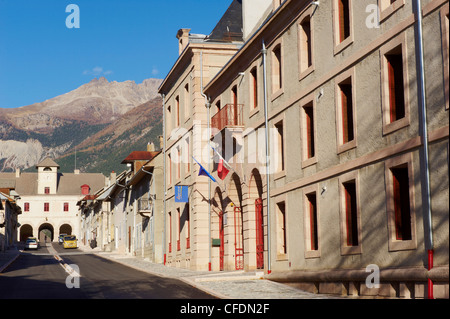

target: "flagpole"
[200,51,212,272]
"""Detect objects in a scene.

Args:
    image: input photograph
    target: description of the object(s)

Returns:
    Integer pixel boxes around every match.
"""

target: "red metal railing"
[211,103,244,132]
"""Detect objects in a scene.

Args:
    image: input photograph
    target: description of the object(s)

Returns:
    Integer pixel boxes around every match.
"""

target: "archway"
[227,173,243,270]
[59,224,72,236]
[38,223,54,243]
[212,187,226,271]
[249,169,265,270]
[20,224,33,242]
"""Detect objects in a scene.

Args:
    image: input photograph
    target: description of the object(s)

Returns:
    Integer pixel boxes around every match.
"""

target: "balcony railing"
[211,103,244,133]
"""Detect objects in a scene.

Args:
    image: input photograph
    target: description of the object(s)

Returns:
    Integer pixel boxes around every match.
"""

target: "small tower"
[36,158,60,195]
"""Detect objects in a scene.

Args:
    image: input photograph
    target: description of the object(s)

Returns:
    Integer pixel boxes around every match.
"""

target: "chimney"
[158,135,164,150]
[147,142,155,152]
[176,28,191,55]
[15,168,21,178]
[110,171,117,185]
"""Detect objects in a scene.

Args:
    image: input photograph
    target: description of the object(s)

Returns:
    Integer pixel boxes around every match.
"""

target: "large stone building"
[162,0,449,298]
[0,158,106,243]
[158,0,250,271]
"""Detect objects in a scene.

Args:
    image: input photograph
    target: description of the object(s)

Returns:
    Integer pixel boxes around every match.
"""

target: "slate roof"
[35,157,60,168]
[0,172,106,196]
[206,0,243,42]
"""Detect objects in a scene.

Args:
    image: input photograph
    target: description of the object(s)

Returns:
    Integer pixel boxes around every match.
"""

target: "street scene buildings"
[0,0,448,299]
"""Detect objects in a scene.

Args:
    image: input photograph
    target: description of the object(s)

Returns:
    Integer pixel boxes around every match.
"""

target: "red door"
[219,212,224,271]
[234,206,244,270]
[255,198,264,269]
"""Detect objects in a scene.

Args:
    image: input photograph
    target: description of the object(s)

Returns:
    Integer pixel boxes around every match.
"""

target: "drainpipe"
[412,0,433,299]
[262,41,272,275]
[200,51,213,271]
[162,93,167,265]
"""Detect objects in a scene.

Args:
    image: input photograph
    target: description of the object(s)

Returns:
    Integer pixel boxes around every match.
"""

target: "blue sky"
[0,0,231,109]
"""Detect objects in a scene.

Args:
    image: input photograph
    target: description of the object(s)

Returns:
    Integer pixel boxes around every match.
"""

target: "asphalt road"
[0,243,215,299]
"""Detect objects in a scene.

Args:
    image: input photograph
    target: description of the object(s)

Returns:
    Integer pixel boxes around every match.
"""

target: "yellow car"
[63,235,78,249]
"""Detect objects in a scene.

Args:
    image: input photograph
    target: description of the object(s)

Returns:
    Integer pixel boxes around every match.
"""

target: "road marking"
[53,250,81,278]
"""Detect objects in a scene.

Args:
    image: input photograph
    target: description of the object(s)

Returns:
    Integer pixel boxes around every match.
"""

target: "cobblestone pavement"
[1,245,344,299]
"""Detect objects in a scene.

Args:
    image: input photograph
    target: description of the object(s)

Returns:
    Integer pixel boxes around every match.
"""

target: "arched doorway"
[249,169,264,270]
[212,187,228,271]
[20,224,33,242]
[38,223,54,243]
[227,173,243,270]
[59,224,72,236]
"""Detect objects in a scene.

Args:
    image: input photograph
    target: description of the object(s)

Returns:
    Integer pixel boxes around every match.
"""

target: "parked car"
[63,235,78,249]
[58,234,67,244]
[25,237,39,250]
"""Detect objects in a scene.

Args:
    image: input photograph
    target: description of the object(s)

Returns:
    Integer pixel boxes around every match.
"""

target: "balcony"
[211,103,244,134]
[137,198,153,217]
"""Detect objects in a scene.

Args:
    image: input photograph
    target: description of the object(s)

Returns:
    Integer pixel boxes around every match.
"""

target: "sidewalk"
[78,246,344,299]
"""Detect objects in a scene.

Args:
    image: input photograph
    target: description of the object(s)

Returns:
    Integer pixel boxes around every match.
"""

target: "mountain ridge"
[0,77,163,174]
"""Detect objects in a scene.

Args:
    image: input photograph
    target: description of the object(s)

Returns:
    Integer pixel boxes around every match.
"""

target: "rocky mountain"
[0,77,163,174]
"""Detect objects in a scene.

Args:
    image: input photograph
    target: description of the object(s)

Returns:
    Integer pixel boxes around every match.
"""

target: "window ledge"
[305,250,320,259]
[302,156,317,169]
[334,37,353,56]
[337,139,357,154]
[299,66,314,82]
[382,117,410,136]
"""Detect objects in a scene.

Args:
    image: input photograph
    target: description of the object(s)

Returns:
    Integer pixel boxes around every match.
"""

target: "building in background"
[0,158,106,244]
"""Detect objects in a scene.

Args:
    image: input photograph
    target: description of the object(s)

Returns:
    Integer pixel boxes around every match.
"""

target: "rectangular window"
[167,105,172,136]
[45,187,50,194]
[391,166,412,241]
[274,121,285,173]
[385,153,416,251]
[339,171,361,255]
[276,201,287,257]
[380,35,410,135]
[306,193,318,251]
[250,67,258,110]
[44,202,49,212]
[272,44,283,93]
[184,84,190,119]
[338,0,350,43]
[168,211,172,253]
[177,147,181,180]
[177,208,181,251]
[167,154,172,186]
[441,7,449,109]
[24,202,30,212]
[303,102,315,159]
[185,137,191,173]
[185,204,190,249]
[386,49,405,123]
[64,202,69,212]
[176,96,180,127]
[343,180,358,246]
[335,70,356,153]
[299,16,312,74]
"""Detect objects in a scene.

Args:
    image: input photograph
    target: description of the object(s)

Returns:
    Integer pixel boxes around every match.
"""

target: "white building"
[0,158,106,243]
